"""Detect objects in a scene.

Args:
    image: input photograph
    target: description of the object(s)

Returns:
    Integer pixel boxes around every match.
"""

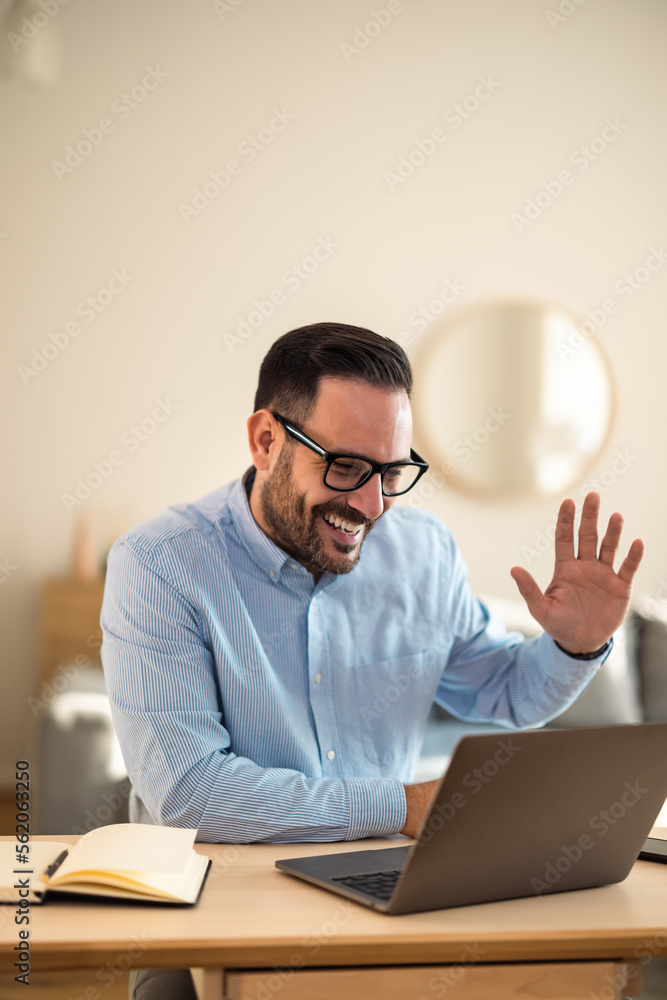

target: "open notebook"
[1,823,211,905]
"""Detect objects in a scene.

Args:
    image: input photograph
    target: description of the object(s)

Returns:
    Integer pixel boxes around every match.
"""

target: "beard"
[258,447,377,576]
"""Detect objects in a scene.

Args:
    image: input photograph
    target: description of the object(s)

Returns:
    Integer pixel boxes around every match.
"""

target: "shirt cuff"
[543,631,614,703]
[344,777,407,840]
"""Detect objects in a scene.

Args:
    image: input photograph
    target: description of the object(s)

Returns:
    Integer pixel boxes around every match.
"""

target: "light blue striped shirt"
[100,475,606,843]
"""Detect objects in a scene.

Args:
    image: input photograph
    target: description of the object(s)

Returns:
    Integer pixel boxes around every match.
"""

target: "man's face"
[257,378,413,577]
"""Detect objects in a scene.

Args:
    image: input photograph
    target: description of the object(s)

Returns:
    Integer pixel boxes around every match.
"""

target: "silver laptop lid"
[389,722,667,913]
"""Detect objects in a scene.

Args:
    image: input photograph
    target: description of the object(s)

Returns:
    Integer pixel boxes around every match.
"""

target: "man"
[102,322,643,999]
[102,321,643,846]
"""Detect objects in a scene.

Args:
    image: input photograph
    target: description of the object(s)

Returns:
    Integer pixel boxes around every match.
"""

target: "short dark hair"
[253,322,412,423]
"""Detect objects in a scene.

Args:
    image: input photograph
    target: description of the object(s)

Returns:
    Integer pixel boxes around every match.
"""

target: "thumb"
[510,566,544,616]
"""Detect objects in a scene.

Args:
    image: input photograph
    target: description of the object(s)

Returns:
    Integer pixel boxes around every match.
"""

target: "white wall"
[2,0,666,782]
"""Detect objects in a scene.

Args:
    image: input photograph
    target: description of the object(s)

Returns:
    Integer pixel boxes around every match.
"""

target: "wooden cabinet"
[39,577,106,685]
[219,961,640,1000]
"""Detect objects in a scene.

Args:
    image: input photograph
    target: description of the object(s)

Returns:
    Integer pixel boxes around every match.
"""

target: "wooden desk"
[2,829,666,999]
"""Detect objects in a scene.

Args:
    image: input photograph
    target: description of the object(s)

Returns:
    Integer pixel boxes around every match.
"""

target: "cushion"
[633,597,667,721]
[553,618,643,726]
[478,594,644,727]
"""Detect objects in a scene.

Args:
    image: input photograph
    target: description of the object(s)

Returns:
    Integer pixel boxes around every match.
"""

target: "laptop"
[276,722,667,914]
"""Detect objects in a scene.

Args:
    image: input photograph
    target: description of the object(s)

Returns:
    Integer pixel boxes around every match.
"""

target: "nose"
[347,473,386,522]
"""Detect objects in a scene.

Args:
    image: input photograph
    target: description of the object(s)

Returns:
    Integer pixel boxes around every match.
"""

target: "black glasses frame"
[272,413,429,496]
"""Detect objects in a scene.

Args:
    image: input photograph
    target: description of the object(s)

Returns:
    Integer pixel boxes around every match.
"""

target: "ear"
[247,410,281,472]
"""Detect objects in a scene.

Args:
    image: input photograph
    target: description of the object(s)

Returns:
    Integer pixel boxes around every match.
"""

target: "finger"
[553,498,576,566]
[617,538,645,586]
[598,512,624,567]
[577,491,601,560]
[510,566,545,618]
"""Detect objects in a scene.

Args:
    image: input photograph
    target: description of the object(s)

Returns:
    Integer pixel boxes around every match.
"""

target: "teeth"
[324,513,360,534]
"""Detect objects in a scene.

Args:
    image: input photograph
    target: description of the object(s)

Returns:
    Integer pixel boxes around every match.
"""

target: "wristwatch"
[554,638,612,661]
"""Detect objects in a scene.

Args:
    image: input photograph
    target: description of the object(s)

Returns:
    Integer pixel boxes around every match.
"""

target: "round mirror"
[413,298,615,499]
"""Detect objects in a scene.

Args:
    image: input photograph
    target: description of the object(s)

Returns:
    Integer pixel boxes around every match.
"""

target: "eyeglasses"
[272,413,429,497]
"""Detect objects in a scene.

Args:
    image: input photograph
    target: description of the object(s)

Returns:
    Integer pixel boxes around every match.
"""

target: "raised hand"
[510,492,644,654]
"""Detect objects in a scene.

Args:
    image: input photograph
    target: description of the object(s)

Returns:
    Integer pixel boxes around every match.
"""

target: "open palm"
[510,492,644,654]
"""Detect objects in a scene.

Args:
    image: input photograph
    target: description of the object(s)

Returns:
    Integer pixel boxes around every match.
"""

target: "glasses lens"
[324,458,424,494]
[381,464,422,496]
[325,457,373,490]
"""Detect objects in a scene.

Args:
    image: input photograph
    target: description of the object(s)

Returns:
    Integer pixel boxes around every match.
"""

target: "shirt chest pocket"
[346,650,437,768]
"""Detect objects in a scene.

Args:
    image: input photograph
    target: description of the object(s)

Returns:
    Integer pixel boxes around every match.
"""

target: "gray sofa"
[416,593,667,781]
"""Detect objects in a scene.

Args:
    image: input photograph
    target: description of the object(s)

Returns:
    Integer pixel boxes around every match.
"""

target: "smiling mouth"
[320,511,364,539]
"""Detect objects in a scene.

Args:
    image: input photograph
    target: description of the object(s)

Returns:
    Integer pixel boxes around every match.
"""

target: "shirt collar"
[228,470,347,595]
[228,470,304,583]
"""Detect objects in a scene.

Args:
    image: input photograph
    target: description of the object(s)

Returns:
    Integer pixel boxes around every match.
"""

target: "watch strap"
[554,638,612,661]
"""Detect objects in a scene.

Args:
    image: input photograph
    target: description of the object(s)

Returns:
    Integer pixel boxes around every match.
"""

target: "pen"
[41,849,69,883]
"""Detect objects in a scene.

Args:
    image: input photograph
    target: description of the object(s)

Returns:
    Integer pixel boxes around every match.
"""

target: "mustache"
[313,500,376,528]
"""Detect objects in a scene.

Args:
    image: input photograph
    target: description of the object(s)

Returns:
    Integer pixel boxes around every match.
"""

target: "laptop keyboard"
[331,868,403,901]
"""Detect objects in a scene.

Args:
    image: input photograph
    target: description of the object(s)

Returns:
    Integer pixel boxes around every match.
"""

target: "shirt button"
[269,569,276,578]
[327,750,335,760]
[314,673,322,683]
[290,563,298,570]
